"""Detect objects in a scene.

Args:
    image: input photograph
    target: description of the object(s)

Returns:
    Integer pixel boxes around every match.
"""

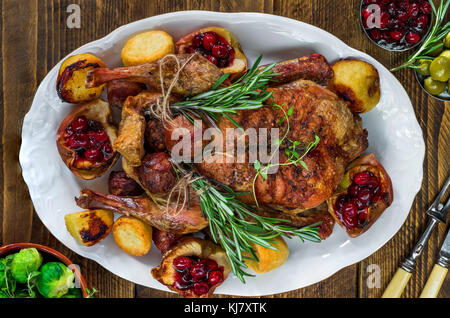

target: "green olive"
[417,60,431,76]
[444,32,450,48]
[439,50,450,59]
[424,76,446,95]
[429,56,450,82]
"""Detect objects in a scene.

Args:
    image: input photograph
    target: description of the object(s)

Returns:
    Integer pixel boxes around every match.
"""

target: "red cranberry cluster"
[172,256,224,296]
[64,116,114,167]
[186,32,235,67]
[362,0,432,50]
[334,171,382,230]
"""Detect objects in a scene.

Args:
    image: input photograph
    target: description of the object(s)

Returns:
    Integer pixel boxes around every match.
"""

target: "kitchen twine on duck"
[146,53,198,127]
[145,53,207,216]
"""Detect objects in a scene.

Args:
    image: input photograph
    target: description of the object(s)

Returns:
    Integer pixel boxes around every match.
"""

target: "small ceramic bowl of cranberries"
[361,0,433,51]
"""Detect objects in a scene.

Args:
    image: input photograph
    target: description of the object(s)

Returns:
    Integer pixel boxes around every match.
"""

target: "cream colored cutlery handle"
[382,268,412,298]
[419,265,448,298]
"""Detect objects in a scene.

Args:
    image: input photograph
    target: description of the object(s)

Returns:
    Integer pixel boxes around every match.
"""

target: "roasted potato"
[328,59,380,113]
[244,236,289,273]
[65,209,114,246]
[121,30,175,66]
[113,216,153,256]
[57,53,106,103]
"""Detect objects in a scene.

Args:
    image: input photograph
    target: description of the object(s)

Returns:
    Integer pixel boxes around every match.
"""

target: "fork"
[382,174,450,298]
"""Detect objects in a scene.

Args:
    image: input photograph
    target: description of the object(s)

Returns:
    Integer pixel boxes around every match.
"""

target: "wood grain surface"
[1,0,449,298]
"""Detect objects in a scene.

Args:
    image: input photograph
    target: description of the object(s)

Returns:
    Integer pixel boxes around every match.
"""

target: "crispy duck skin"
[75,189,209,234]
[86,53,224,97]
[262,54,334,87]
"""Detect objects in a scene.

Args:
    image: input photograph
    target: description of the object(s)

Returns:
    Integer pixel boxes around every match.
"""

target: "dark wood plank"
[0,0,448,298]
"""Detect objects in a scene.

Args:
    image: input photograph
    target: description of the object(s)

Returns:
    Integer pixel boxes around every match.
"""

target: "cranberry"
[420,1,432,14]
[379,12,390,28]
[343,202,357,218]
[193,282,209,296]
[211,44,228,59]
[348,184,360,197]
[357,188,373,203]
[72,116,88,132]
[370,29,382,41]
[352,197,366,210]
[362,7,373,20]
[85,148,103,162]
[408,3,419,18]
[73,133,89,148]
[387,3,397,15]
[397,10,409,22]
[366,176,379,189]
[192,34,203,48]
[354,172,371,185]
[102,143,113,154]
[416,15,429,29]
[398,0,410,11]
[406,31,420,44]
[173,256,192,271]
[208,270,223,286]
[94,130,109,143]
[202,33,217,51]
[190,261,207,280]
[64,125,74,138]
[205,54,218,65]
[342,212,358,229]
[206,259,218,270]
[390,30,404,41]
[174,273,191,290]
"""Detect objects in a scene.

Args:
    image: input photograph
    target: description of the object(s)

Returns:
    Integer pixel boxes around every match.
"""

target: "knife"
[419,227,450,298]
[382,175,450,298]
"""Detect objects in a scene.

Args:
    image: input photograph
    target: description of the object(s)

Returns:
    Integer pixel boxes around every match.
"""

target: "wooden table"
[1,0,449,298]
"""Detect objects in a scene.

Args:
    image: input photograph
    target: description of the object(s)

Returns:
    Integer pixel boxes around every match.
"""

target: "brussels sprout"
[63,288,82,298]
[36,262,75,298]
[10,248,43,283]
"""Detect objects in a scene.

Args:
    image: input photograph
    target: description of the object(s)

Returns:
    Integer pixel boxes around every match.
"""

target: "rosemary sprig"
[186,174,321,283]
[171,55,277,129]
[391,0,450,72]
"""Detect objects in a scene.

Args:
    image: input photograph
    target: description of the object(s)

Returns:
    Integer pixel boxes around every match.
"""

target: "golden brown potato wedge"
[121,30,175,66]
[65,209,114,246]
[113,216,153,256]
[328,59,380,113]
[244,236,289,273]
[57,53,106,103]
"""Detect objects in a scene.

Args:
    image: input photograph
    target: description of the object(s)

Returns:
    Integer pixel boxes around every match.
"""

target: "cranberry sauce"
[185,32,235,67]
[172,256,224,296]
[334,171,382,231]
[361,0,432,51]
[64,115,114,168]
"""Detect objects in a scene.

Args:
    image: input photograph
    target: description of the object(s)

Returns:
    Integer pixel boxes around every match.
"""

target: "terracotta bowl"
[0,243,89,298]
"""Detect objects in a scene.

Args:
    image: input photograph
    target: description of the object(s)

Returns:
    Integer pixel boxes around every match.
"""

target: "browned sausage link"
[145,119,166,152]
[138,152,177,194]
[108,171,144,196]
[262,54,334,87]
[152,228,183,254]
[107,80,146,108]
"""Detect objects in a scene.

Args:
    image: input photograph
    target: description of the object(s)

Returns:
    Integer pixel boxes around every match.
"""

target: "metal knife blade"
[437,229,450,268]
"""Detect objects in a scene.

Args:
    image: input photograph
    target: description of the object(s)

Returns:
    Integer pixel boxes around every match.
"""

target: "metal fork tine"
[431,175,450,210]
